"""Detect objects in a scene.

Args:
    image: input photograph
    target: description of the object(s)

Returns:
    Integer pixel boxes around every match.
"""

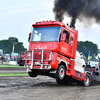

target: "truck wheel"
[55,65,66,84]
[17,57,21,64]
[28,70,38,77]
[82,73,91,86]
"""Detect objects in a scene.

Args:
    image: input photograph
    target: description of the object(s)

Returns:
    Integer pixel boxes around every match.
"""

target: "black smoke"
[53,0,100,28]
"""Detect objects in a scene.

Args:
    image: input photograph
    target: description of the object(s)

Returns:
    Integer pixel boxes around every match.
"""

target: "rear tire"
[17,57,21,64]
[82,73,91,86]
[17,57,25,66]
[55,65,66,84]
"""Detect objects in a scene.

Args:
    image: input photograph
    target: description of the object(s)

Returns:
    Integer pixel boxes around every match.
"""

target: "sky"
[0,0,100,49]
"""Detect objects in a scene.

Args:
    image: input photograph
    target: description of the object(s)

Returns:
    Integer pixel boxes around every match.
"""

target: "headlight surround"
[28,52,31,59]
[49,52,52,61]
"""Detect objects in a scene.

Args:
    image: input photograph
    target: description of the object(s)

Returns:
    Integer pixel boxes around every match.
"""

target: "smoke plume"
[53,0,100,28]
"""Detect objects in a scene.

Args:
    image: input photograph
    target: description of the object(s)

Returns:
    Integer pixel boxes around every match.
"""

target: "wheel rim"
[60,68,64,78]
[85,76,89,85]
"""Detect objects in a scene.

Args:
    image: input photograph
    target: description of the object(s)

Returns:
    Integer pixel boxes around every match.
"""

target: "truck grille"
[34,52,50,60]
[22,49,52,61]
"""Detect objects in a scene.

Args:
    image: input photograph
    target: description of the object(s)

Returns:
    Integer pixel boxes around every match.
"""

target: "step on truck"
[20,20,100,86]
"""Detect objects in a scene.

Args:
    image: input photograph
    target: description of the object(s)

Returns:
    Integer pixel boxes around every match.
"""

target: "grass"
[0,73,28,76]
[0,64,28,76]
[0,64,24,68]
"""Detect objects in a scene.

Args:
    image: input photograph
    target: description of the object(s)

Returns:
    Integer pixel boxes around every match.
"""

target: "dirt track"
[0,75,100,100]
[0,67,26,73]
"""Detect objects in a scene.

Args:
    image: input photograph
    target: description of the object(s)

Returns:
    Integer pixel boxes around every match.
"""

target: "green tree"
[77,41,99,60]
[0,37,27,53]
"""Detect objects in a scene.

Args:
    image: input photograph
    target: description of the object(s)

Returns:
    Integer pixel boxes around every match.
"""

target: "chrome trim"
[22,49,52,70]
[31,50,34,69]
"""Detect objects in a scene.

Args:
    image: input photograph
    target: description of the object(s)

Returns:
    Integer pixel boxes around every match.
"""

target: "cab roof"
[32,20,77,33]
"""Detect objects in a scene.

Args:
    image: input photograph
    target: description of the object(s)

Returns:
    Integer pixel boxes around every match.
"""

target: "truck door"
[59,29,70,57]
[59,28,76,59]
[68,32,74,58]
[63,29,74,58]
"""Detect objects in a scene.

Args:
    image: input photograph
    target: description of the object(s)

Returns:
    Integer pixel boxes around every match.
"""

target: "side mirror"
[28,33,31,42]
[60,33,66,41]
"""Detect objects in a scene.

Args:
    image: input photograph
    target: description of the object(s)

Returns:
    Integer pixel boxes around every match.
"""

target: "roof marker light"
[37,22,40,24]
[63,25,66,27]
[53,21,56,23]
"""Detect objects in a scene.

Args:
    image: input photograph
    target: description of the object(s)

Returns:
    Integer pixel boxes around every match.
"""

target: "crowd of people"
[0,54,19,64]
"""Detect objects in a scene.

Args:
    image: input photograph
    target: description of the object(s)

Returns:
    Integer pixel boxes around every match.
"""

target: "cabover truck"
[20,20,100,86]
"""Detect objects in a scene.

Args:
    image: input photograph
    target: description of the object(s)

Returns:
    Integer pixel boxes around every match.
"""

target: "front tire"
[28,70,39,77]
[55,65,66,84]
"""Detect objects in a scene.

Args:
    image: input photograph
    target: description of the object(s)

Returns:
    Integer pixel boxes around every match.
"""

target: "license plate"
[35,62,41,64]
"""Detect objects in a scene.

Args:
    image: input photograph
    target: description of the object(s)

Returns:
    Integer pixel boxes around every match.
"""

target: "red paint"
[21,20,85,82]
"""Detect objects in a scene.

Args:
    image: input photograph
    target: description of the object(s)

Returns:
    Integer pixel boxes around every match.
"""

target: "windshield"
[30,27,61,42]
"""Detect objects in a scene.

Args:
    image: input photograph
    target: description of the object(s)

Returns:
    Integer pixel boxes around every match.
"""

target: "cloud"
[0,8,38,17]
[0,0,54,48]
[0,1,53,18]
[0,4,32,11]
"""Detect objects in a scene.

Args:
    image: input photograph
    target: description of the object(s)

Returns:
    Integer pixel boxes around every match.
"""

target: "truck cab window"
[63,29,69,44]
[31,27,61,42]
[59,33,61,42]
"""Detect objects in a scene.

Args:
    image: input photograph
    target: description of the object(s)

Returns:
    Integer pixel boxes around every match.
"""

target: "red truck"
[20,20,100,86]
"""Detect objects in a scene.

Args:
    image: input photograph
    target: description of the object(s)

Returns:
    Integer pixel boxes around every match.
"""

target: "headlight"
[49,52,52,60]
[28,52,31,59]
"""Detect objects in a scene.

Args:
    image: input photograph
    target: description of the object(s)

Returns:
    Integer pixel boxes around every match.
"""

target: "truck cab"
[21,21,92,86]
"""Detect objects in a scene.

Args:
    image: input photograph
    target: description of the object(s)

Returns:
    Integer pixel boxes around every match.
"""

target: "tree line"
[0,37,27,54]
[0,37,99,60]
[77,41,99,60]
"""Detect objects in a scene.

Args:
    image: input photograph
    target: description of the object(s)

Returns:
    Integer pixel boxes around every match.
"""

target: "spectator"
[98,56,100,66]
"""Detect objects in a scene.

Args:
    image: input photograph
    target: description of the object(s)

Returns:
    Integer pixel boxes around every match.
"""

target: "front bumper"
[22,49,52,70]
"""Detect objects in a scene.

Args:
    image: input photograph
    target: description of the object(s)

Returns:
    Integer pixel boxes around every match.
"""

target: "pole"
[12,44,15,59]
